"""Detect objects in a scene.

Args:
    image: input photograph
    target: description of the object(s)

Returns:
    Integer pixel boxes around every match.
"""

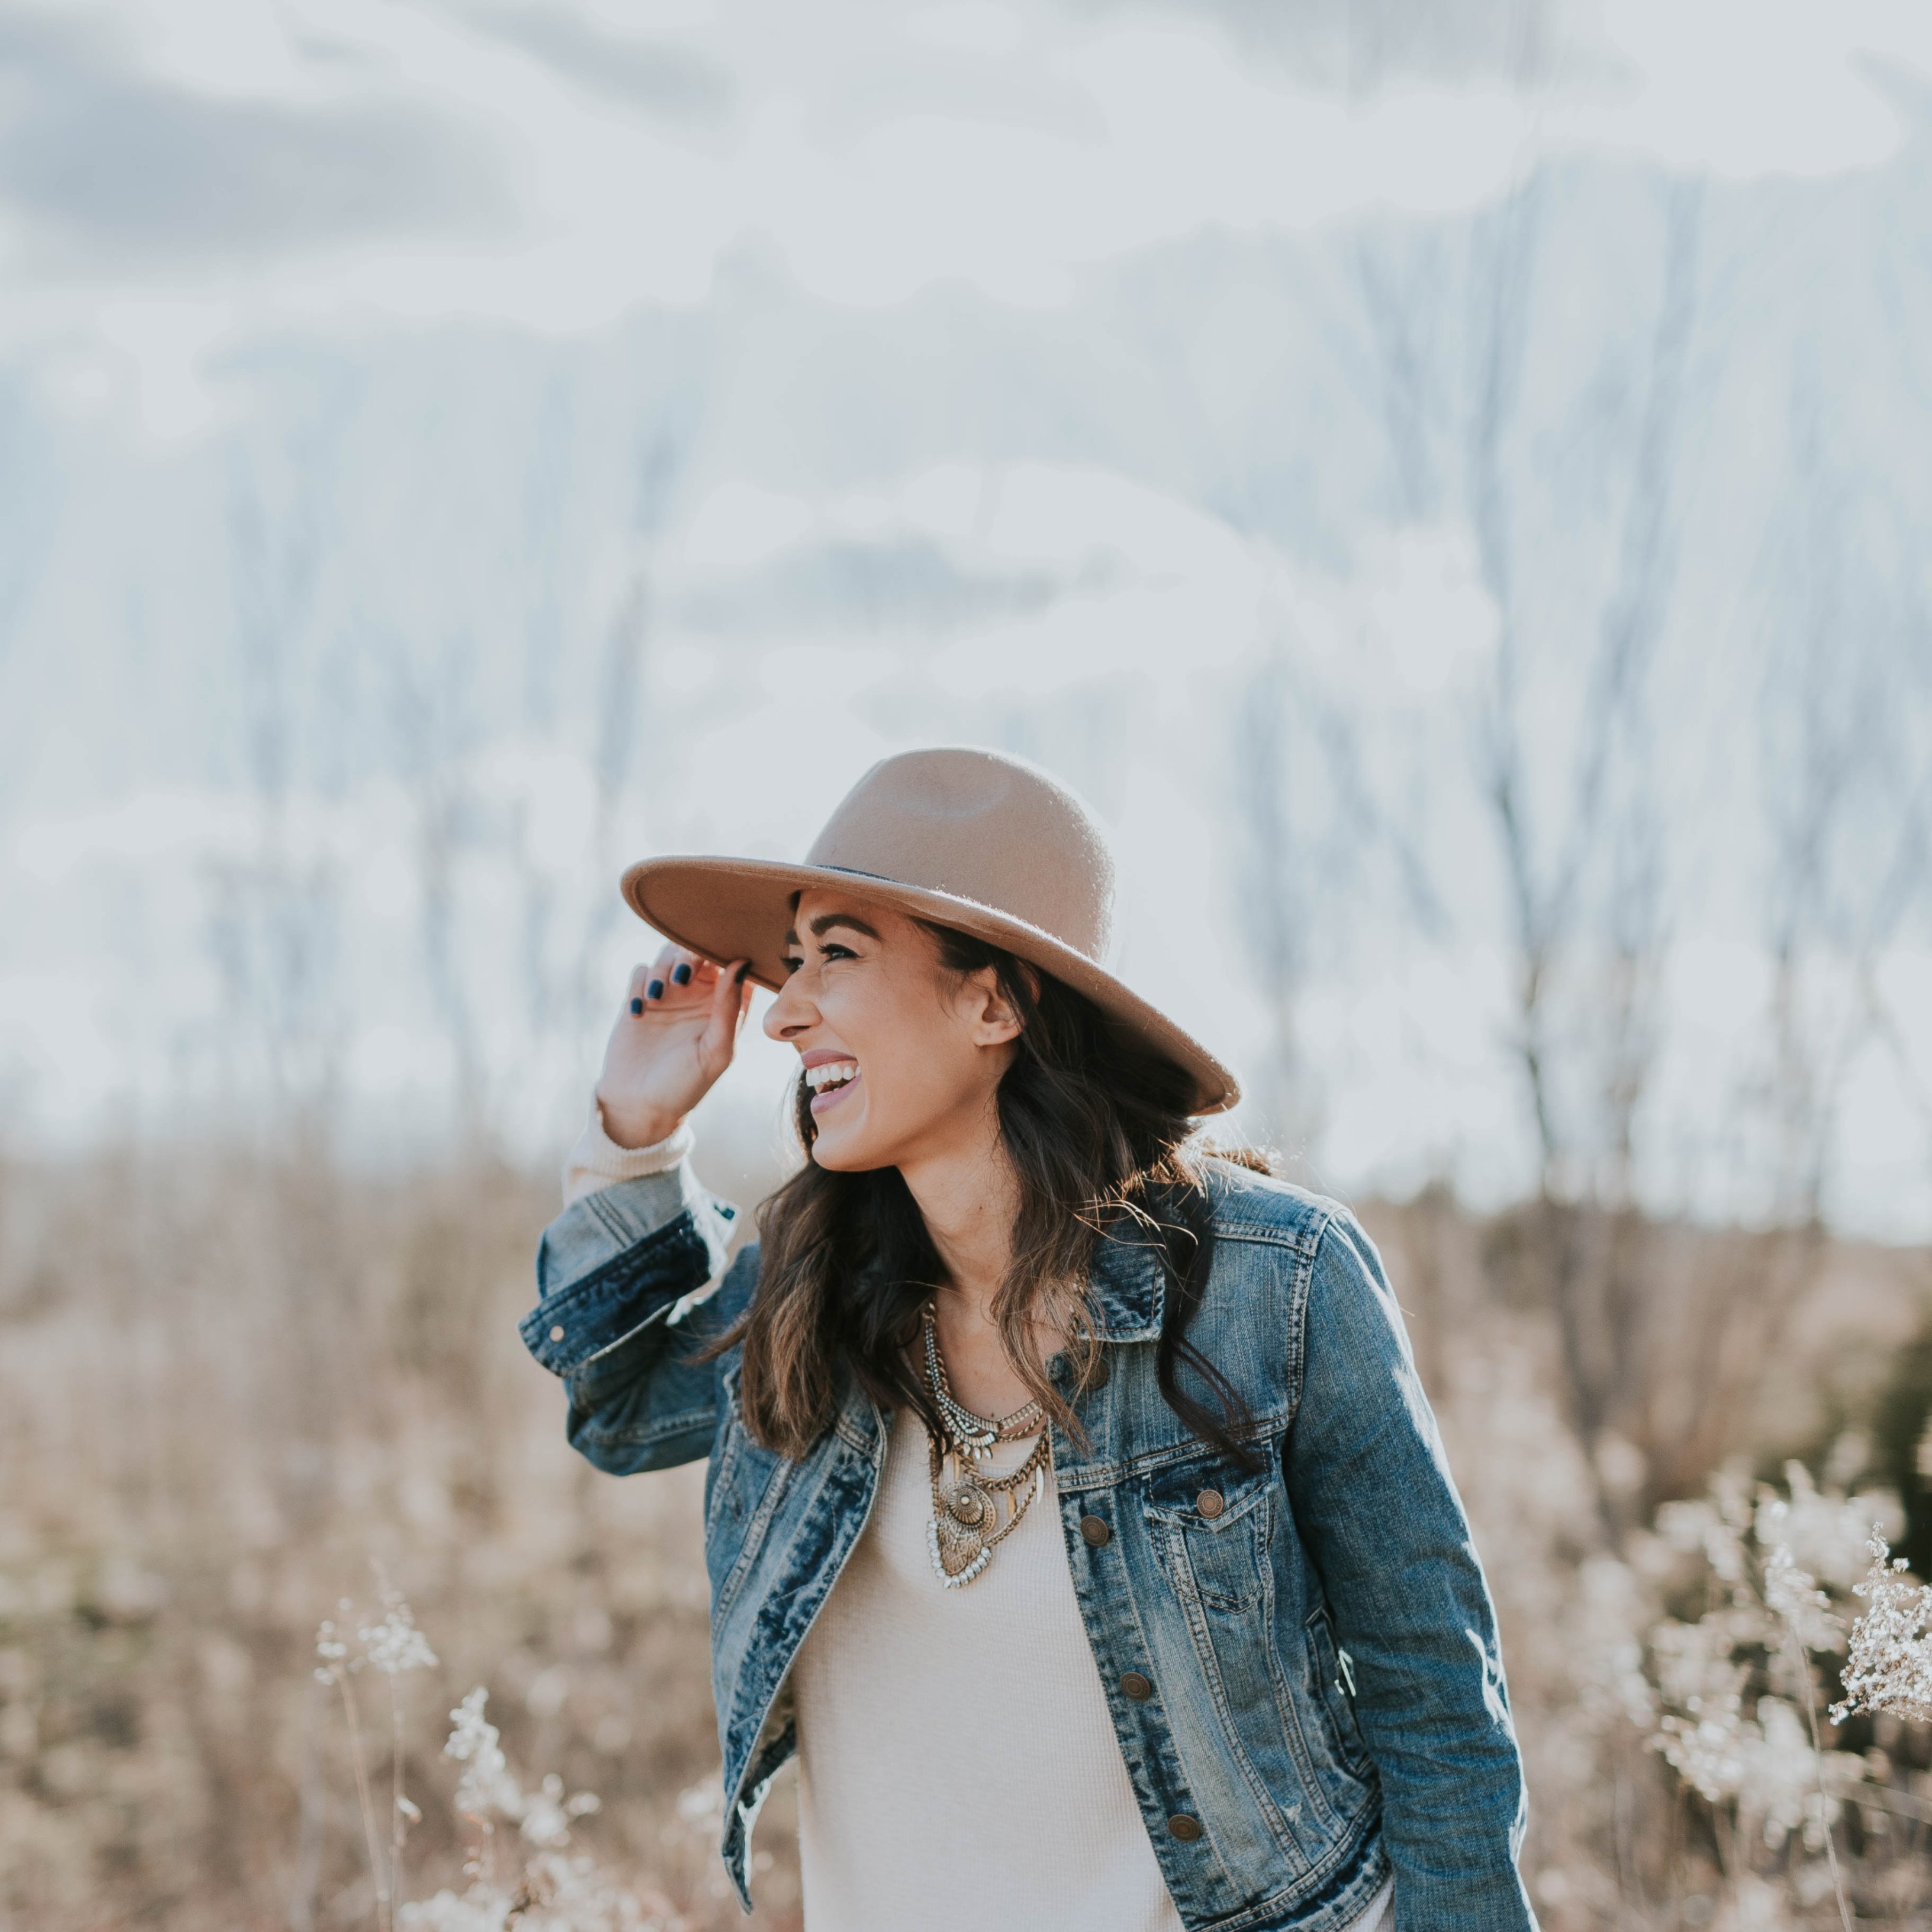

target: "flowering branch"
[1831,1532,1932,1725]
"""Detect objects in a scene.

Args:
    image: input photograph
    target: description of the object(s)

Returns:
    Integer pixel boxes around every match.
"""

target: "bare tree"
[0,376,57,823]
[1348,170,1717,1541]
[207,449,344,1131]
[1231,635,1320,1160]
[564,415,695,1051]
[1752,370,1932,1226]
[385,630,491,1140]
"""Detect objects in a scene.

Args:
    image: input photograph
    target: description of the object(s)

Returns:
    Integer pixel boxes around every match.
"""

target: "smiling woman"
[520,748,1537,1932]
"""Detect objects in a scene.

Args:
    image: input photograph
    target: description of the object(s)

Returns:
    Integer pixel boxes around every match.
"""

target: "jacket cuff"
[563,1100,695,1205]
[525,1159,739,1376]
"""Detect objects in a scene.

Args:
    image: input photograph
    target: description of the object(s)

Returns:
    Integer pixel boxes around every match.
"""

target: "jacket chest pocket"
[1143,1460,1273,1614]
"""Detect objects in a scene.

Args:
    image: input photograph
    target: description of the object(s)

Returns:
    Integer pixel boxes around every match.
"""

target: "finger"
[638,941,683,1004]
[624,960,658,1015]
[700,959,751,1066]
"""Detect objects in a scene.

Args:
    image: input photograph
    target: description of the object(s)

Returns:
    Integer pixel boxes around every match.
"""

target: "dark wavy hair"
[709,919,1263,1464]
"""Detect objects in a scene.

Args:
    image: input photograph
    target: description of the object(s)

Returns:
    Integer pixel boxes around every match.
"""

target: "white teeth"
[806,1060,859,1091]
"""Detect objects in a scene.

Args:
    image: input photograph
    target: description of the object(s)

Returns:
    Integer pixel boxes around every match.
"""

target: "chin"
[808,1118,898,1173]
[809,1134,878,1173]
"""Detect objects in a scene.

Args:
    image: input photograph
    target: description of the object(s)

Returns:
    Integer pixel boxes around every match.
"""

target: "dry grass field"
[4,1137,1930,1930]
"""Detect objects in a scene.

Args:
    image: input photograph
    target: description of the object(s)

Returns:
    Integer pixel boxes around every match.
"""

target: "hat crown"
[804,748,1116,961]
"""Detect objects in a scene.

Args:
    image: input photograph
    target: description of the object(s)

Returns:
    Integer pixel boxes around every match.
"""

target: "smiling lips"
[805,1058,861,1115]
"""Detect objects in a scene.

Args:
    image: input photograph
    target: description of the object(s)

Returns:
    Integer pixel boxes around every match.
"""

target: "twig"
[335,1673,391,1932]
[1785,1624,1854,1932]
[389,1676,408,1926]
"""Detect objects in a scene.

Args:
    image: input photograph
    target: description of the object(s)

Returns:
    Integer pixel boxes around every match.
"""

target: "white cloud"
[6,0,1928,387]
[680,479,816,574]
[12,788,251,880]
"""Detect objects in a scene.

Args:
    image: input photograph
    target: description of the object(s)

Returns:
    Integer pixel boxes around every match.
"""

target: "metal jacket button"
[1080,1514,1112,1547]
[1120,1671,1153,1702]
[1196,1489,1224,1519]
[549,1325,566,1342]
[1167,1814,1203,1841]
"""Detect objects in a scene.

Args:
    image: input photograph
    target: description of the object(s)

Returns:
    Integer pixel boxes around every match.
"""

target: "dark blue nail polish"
[648,980,665,1000]
[734,962,749,982]
[672,962,692,986]
[629,997,643,1015]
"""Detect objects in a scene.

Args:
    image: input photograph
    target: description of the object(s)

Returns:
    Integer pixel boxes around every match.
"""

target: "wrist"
[594,1092,685,1151]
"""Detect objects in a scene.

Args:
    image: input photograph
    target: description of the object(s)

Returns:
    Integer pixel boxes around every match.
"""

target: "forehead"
[788,886,904,935]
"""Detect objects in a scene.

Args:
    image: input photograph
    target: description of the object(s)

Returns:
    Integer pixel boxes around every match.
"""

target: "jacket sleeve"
[1283,1210,1537,1932]
[520,1158,757,1475]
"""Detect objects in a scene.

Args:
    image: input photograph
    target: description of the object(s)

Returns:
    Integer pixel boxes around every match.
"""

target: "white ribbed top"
[792,1412,1186,1932]
[790,1411,1398,1932]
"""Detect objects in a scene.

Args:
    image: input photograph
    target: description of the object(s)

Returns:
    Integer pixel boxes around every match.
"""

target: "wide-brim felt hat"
[622,745,1239,1115]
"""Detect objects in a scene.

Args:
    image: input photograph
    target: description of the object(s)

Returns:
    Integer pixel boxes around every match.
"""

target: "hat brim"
[622,855,1240,1116]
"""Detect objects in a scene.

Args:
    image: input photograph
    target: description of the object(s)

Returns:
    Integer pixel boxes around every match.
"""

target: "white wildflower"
[360,1598,439,1676]
[519,1770,601,1850]
[1574,1556,1658,1730]
[397,1890,509,1931]
[1757,1463,1899,1593]
[1761,1534,1843,1656]
[1833,1532,1932,1724]
[1737,1698,1828,1849]
[1657,1486,1751,1586]
[675,1772,723,1827]
[402,1850,664,1931]
[445,1688,523,1821]
[314,1618,350,1685]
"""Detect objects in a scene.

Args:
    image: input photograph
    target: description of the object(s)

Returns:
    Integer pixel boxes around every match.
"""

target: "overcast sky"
[7,0,1931,427]
[4,0,1931,1238]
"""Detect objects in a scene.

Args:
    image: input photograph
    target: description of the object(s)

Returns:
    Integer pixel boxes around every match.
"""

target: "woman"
[523,747,1535,1932]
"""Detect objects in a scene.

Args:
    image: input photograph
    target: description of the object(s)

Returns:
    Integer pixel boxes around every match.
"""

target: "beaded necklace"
[919,1306,1052,1589]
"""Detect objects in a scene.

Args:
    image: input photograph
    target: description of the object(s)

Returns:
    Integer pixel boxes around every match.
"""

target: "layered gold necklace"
[919,1306,1052,1589]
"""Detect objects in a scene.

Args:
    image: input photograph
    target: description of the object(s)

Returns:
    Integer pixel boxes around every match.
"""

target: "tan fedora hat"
[622,746,1239,1115]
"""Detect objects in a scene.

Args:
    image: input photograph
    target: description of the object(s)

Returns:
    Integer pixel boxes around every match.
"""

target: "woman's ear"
[961,966,1025,1048]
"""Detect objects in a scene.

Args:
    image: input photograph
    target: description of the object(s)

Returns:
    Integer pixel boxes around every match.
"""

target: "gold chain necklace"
[919,1306,1052,1589]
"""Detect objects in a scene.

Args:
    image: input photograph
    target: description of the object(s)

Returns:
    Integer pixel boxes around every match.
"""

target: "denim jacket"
[521,1156,1535,1932]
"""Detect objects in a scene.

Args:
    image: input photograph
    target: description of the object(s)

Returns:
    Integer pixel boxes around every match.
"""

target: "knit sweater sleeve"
[561,1099,695,1205]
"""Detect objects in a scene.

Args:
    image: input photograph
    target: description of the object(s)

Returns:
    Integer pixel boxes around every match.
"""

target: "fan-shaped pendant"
[928,1504,991,1588]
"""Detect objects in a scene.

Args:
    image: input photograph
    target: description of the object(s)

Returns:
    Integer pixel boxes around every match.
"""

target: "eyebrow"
[782,912,884,947]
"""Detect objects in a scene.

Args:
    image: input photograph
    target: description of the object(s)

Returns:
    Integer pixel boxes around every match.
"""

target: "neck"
[897,1105,1018,1315]
[899,1102,1066,1415]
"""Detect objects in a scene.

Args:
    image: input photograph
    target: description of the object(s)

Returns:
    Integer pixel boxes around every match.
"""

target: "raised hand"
[594,946,753,1149]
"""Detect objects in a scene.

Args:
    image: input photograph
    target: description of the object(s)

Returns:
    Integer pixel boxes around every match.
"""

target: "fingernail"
[672,962,692,986]
[734,962,749,983]
[629,997,644,1015]
[647,980,665,1000]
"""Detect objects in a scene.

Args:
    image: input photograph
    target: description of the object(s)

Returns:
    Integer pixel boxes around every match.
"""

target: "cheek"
[861,1033,988,1131]
[824,983,984,1128]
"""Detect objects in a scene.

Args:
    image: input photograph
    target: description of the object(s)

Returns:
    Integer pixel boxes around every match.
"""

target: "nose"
[764,967,816,1042]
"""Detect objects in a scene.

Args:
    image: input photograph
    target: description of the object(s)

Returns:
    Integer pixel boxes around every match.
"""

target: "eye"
[822,942,857,961]
[780,954,803,976]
